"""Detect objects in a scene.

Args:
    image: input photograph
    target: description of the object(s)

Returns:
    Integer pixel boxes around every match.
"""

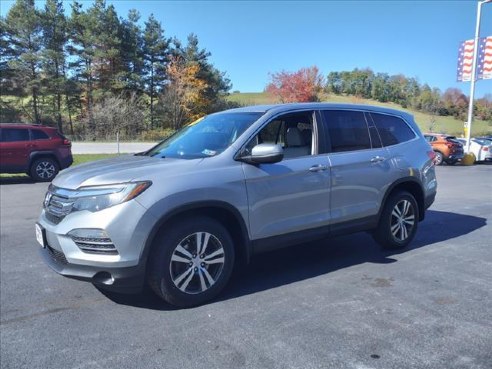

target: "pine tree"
[4,0,43,123]
[143,14,169,128]
[67,0,98,130]
[120,9,144,93]
[41,0,67,132]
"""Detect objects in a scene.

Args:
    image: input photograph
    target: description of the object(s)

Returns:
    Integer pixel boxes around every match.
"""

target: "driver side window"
[245,112,314,159]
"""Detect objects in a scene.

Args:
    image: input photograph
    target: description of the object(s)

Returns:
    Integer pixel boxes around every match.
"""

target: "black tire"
[445,159,457,165]
[373,191,419,250]
[30,157,59,182]
[148,217,235,308]
[434,151,443,165]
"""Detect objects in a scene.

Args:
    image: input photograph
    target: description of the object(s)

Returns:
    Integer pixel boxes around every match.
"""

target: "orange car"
[424,133,464,165]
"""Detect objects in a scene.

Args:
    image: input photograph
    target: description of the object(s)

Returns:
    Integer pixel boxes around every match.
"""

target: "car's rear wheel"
[148,217,235,307]
[30,157,59,182]
[373,191,418,249]
[434,151,443,165]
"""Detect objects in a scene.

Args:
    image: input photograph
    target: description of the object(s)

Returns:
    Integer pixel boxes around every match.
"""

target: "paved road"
[1,165,491,369]
[72,142,157,154]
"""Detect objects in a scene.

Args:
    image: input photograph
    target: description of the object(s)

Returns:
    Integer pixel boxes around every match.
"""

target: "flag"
[457,39,475,82]
[477,36,492,80]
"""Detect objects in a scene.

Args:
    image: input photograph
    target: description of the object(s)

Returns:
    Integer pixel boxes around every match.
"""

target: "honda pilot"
[36,103,437,307]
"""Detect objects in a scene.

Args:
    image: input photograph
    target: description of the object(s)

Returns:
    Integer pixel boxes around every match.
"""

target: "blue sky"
[1,0,491,97]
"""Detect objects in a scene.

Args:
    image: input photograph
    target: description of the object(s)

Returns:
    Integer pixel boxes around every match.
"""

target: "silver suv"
[36,103,437,307]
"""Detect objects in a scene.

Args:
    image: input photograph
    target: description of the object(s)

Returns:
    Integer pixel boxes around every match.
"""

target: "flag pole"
[466,0,491,152]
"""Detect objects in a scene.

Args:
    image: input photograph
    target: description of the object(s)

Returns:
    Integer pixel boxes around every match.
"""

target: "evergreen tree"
[120,9,145,93]
[41,0,67,132]
[143,14,169,128]
[174,33,231,115]
[4,0,43,123]
[67,1,97,129]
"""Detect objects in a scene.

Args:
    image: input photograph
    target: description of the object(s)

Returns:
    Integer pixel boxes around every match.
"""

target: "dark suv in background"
[0,124,73,181]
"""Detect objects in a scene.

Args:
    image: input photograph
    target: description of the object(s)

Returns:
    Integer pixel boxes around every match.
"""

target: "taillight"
[483,147,489,151]
[63,139,71,146]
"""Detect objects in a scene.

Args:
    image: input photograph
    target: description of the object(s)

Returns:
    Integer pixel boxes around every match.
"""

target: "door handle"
[309,164,328,172]
[370,156,386,163]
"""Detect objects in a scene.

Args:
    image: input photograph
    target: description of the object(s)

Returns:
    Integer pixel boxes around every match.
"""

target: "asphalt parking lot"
[1,165,491,369]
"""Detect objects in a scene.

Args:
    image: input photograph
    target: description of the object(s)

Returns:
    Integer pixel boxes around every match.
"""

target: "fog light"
[67,229,118,255]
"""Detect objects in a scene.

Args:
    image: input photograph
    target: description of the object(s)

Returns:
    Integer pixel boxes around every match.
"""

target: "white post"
[466,0,490,152]
[116,131,120,155]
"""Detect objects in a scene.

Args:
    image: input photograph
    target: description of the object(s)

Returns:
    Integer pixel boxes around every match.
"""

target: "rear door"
[320,109,391,226]
[242,110,332,240]
[0,128,31,172]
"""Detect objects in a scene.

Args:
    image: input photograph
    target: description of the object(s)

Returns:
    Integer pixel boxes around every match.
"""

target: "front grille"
[44,188,73,223]
[46,244,68,265]
[46,194,73,217]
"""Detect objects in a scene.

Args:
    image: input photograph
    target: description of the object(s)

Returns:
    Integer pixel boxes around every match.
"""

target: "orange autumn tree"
[266,66,324,103]
[161,55,208,129]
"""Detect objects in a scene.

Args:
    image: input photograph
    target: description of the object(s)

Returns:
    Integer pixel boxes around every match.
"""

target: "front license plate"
[35,223,46,248]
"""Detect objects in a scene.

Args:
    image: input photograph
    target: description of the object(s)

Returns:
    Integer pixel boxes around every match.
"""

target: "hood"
[53,154,203,189]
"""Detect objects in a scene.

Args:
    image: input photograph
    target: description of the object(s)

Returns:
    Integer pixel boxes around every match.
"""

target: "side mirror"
[240,143,284,164]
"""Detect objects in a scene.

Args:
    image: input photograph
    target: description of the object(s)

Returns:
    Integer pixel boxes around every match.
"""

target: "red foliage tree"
[266,66,324,103]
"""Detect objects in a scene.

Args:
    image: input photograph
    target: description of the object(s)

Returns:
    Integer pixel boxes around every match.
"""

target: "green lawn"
[227,92,492,136]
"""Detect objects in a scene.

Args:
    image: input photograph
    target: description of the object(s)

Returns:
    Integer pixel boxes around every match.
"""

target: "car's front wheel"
[30,157,59,182]
[373,191,419,249]
[148,217,235,307]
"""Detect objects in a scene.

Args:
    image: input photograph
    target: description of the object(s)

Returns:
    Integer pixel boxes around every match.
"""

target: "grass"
[227,92,492,136]
[0,154,117,179]
[72,153,118,166]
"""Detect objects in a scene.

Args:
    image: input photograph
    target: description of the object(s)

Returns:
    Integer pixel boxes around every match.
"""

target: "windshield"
[145,112,263,159]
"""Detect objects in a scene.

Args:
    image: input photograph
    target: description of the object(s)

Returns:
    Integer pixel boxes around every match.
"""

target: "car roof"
[0,123,56,130]
[224,102,414,120]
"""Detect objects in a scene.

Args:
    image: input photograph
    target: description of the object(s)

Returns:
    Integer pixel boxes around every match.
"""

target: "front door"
[241,111,332,240]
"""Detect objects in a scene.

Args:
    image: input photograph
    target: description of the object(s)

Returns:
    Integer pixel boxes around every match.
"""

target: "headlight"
[70,181,151,213]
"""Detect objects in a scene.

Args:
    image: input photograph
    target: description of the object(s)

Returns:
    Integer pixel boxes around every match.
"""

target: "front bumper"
[40,243,145,292]
[37,198,158,293]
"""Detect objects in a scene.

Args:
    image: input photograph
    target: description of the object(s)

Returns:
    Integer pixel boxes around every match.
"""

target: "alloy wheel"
[36,161,56,179]
[169,232,225,294]
[390,199,416,242]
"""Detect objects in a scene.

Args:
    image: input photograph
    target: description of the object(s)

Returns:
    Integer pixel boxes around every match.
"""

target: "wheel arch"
[379,178,425,223]
[29,151,61,168]
[142,201,251,273]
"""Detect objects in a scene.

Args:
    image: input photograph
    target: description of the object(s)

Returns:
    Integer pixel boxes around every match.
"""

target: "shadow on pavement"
[0,176,35,185]
[99,210,486,310]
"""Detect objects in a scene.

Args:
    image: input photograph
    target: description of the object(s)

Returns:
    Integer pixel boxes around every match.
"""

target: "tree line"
[267,67,491,123]
[1,0,235,139]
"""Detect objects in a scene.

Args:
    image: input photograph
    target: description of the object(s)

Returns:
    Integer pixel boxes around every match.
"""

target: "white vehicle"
[457,138,492,162]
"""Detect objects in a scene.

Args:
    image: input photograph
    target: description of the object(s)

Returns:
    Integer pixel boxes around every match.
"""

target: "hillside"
[228,92,491,136]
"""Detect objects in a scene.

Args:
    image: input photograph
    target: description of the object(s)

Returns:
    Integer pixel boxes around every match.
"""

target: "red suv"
[0,124,73,181]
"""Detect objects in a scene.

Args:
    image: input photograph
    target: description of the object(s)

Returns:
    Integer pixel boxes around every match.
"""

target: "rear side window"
[424,135,434,142]
[322,110,371,152]
[371,113,416,146]
[31,129,50,140]
[0,128,30,142]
